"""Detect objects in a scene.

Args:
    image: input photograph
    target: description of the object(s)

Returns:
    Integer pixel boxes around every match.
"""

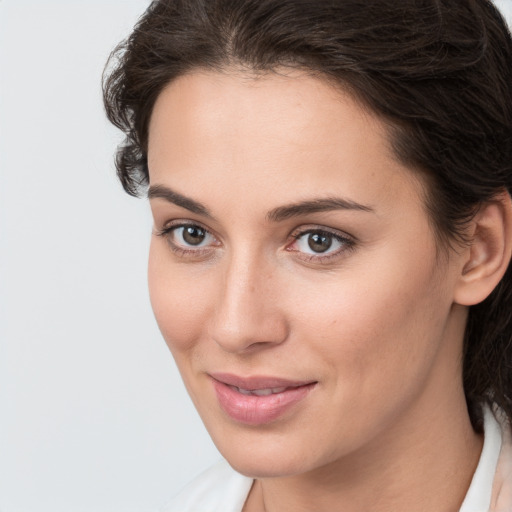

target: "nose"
[209,251,289,353]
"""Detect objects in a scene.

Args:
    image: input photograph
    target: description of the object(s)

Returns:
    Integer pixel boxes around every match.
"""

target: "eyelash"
[288,228,356,263]
[155,221,219,259]
[155,221,356,263]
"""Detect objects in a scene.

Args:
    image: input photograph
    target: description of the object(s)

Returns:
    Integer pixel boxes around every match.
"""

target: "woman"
[103,1,512,510]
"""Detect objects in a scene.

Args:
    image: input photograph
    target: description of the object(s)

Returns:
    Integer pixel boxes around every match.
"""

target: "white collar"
[459,406,502,512]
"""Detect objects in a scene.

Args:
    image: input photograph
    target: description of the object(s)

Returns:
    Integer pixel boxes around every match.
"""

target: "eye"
[175,225,211,247]
[155,222,220,256]
[301,232,335,253]
[287,227,355,261]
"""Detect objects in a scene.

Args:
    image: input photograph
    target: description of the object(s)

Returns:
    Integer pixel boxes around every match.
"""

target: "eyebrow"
[147,184,374,221]
[148,184,212,218]
[267,197,374,222]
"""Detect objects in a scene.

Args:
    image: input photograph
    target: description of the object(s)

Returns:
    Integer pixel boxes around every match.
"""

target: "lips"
[210,372,316,425]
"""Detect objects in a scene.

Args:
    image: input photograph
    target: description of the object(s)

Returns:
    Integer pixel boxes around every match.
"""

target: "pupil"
[183,226,205,245]
[308,233,332,253]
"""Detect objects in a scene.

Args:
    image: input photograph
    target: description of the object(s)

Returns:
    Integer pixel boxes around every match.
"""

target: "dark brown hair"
[103,0,512,430]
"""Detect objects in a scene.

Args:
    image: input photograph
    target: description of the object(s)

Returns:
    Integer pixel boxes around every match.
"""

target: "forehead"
[147,69,425,217]
[149,68,382,160]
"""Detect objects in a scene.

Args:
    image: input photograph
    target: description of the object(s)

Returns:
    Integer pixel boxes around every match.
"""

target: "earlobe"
[454,191,512,306]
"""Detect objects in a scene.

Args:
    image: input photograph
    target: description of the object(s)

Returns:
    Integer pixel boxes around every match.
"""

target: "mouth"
[209,372,317,426]
[228,385,290,396]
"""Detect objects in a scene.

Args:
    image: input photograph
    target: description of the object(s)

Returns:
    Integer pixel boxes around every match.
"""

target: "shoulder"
[159,460,254,512]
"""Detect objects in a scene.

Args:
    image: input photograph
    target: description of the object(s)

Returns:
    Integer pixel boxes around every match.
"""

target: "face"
[147,70,467,478]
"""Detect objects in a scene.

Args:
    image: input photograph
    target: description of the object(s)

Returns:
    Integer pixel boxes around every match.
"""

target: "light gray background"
[1,1,511,511]
[0,2,221,512]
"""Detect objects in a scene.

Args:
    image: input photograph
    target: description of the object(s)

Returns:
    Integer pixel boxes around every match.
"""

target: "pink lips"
[210,372,316,426]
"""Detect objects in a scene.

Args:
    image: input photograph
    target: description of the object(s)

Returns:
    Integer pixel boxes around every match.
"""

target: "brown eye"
[156,222,220,258]
[182,226,207,246]
[307,232,333,253]
[162,224,217,250]
[289,227,354,261]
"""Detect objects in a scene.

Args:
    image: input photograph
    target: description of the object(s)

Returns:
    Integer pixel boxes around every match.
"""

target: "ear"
[454,191,512,306]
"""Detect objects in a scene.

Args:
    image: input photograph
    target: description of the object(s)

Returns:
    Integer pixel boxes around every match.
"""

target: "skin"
[147,69,484,512]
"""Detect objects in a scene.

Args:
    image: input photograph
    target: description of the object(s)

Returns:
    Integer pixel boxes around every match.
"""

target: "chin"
[227,456,306,479]
[212,433,323,479]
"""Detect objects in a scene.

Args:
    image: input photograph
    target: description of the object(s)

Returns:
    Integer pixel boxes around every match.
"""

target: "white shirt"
[460,406,502,512]
[161,406,506,512]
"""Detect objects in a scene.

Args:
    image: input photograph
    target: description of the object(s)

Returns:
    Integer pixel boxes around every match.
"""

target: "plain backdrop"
[0,1,511,511]
[0,2,221,512]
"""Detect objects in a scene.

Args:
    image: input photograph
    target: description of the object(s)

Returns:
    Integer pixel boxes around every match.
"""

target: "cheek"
[148,240,212,355]
[293,254,448,390]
